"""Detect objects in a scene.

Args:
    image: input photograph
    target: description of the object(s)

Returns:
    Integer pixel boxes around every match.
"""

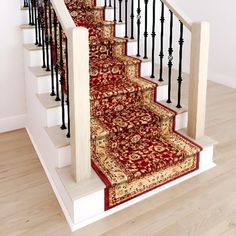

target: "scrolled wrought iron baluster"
[159,0,165,82]
[143,0,149,59]
[118,0,123,22]
[124,0,128,38]
[130,0,134,39]
[65,38,70,138]
[49,1,55,96]
[176,21,184,108]
[53,11,60,101]
[59,24,66,130]
[150,0,156,78]
[136,0,141,57]
[167,10,173,104]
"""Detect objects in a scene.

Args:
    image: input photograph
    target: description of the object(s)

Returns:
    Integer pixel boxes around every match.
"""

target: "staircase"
[20,0,216,231]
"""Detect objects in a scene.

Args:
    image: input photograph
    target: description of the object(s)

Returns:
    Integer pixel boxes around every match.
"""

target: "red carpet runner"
[65,0,202,210]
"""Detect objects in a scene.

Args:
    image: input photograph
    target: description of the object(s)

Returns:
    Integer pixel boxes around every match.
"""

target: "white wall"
[0,1,26,132]
[173,0,236,88]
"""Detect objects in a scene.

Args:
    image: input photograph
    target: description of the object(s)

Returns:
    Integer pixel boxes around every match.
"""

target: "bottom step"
[41,131,216,231]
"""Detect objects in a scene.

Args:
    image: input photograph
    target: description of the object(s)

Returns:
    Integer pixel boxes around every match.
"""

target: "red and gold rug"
[65,0,202,210]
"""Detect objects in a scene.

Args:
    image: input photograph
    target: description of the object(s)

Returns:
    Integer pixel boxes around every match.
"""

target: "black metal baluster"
[130,0,134,39]
[136,0,141,56]
[24,0,29,7]
[59,24,66,130]
[31,0,35,25]
[176,21,184,108]
[65,38,70,138]
[109,0,112,7]
[34,0,38,45]
[37,1,42,46]
[28,0,33,25]
[143,0,149,59]
[40,6,46,68]
[104,0,107,7]
[159,1,165,82]
[113,0,116,22]
[49,2,55,96]
[118,0,122,22]
[44,0,50,71]
[54,11,60,101]
[124,0,128,38]
[150,0,156,78]
[167,10,173,103]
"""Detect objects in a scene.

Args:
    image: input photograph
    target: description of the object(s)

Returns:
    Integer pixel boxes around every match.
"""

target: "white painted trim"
[0,114,26,133]
[208,72,236,89]
[25,127,76,231]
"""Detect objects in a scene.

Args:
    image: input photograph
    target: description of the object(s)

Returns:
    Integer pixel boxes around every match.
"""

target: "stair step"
[45,125,70,148]
[37,93,63,109]
[36,93,68,127]
[24,43,42,51]
[29,66,51,77]
[57,166,105,199]
[20,24,34,29]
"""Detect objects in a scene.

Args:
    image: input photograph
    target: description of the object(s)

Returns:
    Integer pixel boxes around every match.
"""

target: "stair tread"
[92,128,201,186]
[57,166,105,200]
[23,43,41,51]
[45,125,70,148]
[37,93,64,109]
[91,102,175,140]
[29,66,51,78]
[20,24,34,29]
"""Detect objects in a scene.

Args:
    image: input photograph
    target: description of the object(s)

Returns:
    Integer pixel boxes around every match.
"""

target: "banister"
[161,0,192,31]
[50,0,76,34]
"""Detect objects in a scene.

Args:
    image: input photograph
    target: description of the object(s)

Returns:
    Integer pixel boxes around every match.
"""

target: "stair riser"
[156,84,168,101]
[22,28,35,44]
[36,76,55,94]
[115,24,125,38]
[96,0,106,6]
[21,9,29,25]
[24,48,43,67]
[127,41,137,56]
[104,8,116,21]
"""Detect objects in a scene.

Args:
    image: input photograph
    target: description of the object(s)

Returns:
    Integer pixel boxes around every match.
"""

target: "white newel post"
[187,22,210,140]
[68,27,91,182]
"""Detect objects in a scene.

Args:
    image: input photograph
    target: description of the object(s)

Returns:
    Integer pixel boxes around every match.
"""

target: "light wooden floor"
[1,81,236,236]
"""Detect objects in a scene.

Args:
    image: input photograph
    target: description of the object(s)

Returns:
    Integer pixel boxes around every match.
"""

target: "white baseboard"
[0,114,26,133]
[208,72,236,89]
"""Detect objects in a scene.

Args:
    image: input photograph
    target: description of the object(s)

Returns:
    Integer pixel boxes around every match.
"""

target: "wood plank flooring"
[1,81,236,235]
